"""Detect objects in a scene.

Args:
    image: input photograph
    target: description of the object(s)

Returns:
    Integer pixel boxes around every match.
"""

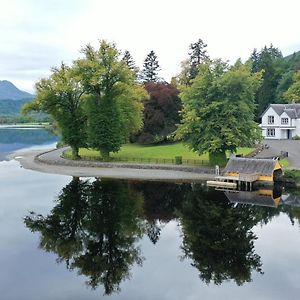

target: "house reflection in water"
[224,187,300,208]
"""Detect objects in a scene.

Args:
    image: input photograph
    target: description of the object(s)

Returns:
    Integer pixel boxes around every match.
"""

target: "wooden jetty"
[207,157,283,190]
[207,180,237,189]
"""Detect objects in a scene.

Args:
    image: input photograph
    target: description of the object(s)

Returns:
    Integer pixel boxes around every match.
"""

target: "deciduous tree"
[176,60,262,166]
[22,63,86,159]
[283,70,300,102]
[74,40,145,159]
[133,82,182,144]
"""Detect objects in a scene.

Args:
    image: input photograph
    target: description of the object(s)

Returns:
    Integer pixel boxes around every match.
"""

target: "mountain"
[0,80,34,100]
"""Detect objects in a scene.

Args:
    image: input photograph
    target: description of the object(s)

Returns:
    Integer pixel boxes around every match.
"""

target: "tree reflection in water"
[25,177,144,295]
[25,179,292,293]
[177,186,265,286]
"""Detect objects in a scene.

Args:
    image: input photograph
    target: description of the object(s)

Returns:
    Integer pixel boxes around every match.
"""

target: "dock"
[207,180,237,189]
[207,174,258,191]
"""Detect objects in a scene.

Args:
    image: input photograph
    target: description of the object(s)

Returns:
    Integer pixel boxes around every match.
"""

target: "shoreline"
[11,147,217,181]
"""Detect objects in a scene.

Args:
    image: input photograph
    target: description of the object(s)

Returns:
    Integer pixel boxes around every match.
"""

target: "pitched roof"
[262,104,300,119]
[284,109,297,119]
[224,157,278,176]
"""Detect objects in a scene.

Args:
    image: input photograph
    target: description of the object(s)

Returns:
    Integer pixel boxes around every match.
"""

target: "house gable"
[261,106,280,127]
[280,112,290,125]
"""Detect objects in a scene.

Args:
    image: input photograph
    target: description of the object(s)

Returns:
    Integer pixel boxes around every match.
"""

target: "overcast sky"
[1,0,300,93]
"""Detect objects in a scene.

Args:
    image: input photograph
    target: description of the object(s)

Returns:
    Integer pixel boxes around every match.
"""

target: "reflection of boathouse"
[225,189,281,208]
[224,187,300,208]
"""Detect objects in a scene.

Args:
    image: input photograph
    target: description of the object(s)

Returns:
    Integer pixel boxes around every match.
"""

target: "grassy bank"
[64,143,254,165]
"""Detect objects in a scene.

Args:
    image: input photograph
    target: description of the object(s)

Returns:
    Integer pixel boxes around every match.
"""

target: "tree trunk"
[71,146,81,160]
[100,148,110,161]
[209,151,227,167]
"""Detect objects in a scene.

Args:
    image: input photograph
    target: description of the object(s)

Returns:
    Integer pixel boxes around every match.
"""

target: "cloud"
[1,0,300,92]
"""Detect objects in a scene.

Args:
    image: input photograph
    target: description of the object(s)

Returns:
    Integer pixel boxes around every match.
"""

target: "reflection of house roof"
[267,104,300,119]
[224,157,278,176]
[225,191,278,207]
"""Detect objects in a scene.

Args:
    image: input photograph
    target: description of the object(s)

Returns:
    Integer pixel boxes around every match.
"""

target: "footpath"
[12,147,217,181]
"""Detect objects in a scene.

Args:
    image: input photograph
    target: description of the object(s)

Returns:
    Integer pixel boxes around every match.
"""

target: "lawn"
[64,143,254,164]
[279,158,289,168]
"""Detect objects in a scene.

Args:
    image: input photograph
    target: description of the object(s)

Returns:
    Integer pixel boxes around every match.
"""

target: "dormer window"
[281,118,289,124]
[268,116,274,124]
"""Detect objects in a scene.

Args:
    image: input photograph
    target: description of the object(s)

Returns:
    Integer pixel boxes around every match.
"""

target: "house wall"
[294,119,300,137]
[261,107,279,127]
[261,107,281,139]
[261,107,299,139]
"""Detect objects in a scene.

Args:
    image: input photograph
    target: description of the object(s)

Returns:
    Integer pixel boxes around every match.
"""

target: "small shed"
[224,157,283,182]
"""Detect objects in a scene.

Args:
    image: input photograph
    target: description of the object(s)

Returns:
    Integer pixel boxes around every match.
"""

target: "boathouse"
[224,157,283,182]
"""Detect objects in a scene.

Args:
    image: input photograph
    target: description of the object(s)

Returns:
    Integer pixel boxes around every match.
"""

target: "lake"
[1,128,300,299]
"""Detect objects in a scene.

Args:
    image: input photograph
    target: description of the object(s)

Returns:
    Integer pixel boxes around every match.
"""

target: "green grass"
[279,158,289,168]
[65,143,254,164]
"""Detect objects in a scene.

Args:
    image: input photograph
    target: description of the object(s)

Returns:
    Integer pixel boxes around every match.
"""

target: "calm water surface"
[1,129,300,299]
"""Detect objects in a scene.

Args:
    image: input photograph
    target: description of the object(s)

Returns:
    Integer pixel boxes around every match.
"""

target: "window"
[267,128,275,137]
[281,118,289,124]
[268,116,274,124]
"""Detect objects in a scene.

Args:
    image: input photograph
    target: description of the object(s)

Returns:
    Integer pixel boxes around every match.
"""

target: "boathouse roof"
[224,157,279,176]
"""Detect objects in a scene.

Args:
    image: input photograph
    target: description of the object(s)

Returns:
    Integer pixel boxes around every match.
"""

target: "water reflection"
[25,177,144,295]
[133,181,187,244]
[24,178,300,295]
[223,185,300,226]
[0,128,58,160]
[178,186,264,285]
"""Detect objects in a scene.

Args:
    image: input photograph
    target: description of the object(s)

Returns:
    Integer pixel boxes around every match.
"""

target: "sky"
[1,0,300,93]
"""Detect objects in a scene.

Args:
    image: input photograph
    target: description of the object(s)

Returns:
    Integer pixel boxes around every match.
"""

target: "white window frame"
[267,128,275,137]
[268,116,274,124]
[281,118,289,125]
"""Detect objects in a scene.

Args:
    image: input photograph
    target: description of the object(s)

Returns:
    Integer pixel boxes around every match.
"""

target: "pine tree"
[249,45,285,119]
[139,50,161,83]
[188,38,209,80]
[122,50,138,75]
[177,38,210,87]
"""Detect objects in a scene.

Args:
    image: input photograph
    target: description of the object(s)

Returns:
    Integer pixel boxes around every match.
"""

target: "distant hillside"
[0,80,34,100]
[0,99,29,116]
[284,51,300,71]
[284,50,300,61]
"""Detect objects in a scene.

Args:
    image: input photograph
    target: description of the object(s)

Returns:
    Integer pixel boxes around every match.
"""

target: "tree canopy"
[22,63,86,158]
[283,70,300,102]
[249,45,285,119]
[74,40,146,159]
[176,59,262,165]
[133,82,182,144]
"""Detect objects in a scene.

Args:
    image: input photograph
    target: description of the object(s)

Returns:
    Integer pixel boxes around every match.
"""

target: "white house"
[261,104,300,139]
